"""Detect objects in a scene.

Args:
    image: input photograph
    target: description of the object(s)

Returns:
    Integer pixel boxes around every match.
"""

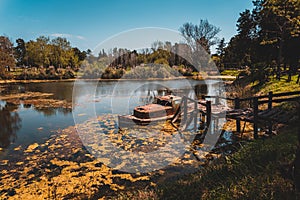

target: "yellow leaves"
[60,134,68,138]
[44,168,51,173]
[48,143,62,150]
[28,174,35,179]
[14,146,22,151]
[113,173,150,182]
[183,154,191,159]
[24,143,39,153]
[150,182,157,187]
[15,162,24,166]
[50,158,78,167]
[26,155,38,160]
[0,160,9,165]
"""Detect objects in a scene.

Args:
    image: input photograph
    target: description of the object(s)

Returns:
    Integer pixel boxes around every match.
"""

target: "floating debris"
[14,146,22,151]
[0,92,72,109]
[24,143,39,153]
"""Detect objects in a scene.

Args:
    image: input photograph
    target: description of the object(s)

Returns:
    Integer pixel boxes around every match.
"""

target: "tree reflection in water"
[33,107,72,116]
[0,102,21,149]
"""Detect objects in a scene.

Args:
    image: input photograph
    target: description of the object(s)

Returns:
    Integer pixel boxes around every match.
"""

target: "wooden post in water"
[267,92,273,134]
[253,97,259,139]
[200,113,206,130]
[234,98,241,133]
[194,100,198,131]
[183,97,188,125]
[206,101,211,128]
[215,96,220,105]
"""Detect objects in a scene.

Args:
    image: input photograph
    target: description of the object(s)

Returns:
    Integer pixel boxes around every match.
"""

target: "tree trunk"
[287,66,292,82]
[276,37,284,80]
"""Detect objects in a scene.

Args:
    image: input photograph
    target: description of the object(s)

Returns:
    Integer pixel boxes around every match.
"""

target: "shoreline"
[0,75,236,84]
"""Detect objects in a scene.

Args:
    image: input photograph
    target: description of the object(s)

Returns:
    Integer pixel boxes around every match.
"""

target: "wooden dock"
[171,91,300,139]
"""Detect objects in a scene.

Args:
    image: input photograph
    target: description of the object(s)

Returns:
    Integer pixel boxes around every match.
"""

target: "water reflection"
[0,102,22,148]
[33,107,72,116]
[194,84,208,97]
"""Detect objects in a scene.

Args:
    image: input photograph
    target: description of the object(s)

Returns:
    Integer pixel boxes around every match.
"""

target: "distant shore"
[0,75,236,84]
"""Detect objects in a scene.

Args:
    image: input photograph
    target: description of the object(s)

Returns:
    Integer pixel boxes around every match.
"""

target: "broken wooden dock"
[171,91,300,139]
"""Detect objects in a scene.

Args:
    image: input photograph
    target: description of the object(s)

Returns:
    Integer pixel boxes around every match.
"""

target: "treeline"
[0,36,87,79]
[0,34,202,80]
[219,0,300,82]
[81,42,197,79]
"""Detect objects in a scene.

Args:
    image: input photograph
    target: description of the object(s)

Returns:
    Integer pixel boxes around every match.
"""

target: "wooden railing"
[202,91,300,138]
[172,91,300,136]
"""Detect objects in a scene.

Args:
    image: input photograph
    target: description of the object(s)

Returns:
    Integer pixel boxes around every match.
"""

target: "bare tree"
[179,19,220,54]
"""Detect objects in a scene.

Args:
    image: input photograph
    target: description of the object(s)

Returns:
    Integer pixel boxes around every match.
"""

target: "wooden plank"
[253,97,259,139]
[271,90,300,97]
[240,91,300,101]
[204,95,234,101]
[259,96,300,104]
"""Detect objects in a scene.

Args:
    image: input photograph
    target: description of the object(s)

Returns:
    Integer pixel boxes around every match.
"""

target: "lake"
[0,79,222,159]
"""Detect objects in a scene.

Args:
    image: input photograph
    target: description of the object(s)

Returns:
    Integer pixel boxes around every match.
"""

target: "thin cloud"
[76,35,86,40]
[50,33,86,40]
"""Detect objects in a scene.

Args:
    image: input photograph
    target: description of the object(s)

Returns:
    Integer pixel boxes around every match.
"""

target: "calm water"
[0,79,222,159]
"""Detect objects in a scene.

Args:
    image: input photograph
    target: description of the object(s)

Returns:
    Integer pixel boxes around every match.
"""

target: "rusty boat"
[118,95,181,128]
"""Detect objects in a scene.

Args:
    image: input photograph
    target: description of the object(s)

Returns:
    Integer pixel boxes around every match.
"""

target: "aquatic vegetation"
[0,91,72,109]
[0,114,213,199]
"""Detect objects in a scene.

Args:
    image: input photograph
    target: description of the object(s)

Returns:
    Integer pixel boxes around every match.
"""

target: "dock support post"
[253,97,259,139]
[206,101,211,128]
[183,97,187,125]
[215,96,220,105]
[194,100,197,131]
[200,114,206,130]
[234,98,241,133]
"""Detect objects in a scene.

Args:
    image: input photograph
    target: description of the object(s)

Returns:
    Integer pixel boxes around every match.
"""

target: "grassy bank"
[158,126,298,200]
[254,75,300,94]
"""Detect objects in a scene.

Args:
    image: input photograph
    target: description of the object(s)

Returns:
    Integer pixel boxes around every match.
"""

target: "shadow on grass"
[158,126,297,199]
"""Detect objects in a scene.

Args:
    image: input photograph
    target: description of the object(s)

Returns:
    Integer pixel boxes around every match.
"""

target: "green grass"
[257,75,300,94]
[221,69,242,77]
[158,126,298,200]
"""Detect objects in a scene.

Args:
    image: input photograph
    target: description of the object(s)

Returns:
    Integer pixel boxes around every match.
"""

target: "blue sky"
[0,0,253,52]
